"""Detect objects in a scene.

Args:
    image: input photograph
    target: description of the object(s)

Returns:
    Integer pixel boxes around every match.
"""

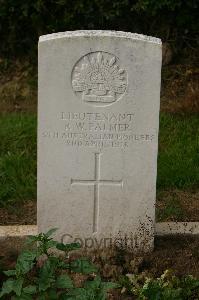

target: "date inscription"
[41,111,156,149]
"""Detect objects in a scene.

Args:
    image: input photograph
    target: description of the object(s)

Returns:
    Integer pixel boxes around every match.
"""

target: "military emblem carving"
[72,51,127,105]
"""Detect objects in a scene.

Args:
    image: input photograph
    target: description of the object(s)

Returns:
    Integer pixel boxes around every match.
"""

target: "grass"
[0,114,36,207]
[0,112,198,208]
[156,192,185,222]
[157,113,199,190]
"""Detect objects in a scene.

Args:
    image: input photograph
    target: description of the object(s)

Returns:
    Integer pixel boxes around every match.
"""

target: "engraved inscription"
[71,153,123,233]
[72,52,127,106]
[41,111,156,149]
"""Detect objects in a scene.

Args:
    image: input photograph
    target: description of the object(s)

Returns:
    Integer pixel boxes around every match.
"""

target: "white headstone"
[38,30,162,251]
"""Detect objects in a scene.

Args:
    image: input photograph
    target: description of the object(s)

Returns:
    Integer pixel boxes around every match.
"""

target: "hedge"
[0,0,198,57]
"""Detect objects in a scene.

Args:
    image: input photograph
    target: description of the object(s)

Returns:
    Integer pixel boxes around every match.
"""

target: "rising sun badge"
[71,52,127,105]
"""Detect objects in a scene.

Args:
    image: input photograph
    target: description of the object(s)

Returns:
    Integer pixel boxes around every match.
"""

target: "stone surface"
[0,225,37,238]
[38,30,162,251]
[155,222,199,236]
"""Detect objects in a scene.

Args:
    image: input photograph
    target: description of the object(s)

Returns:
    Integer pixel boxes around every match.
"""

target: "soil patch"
[0,59,37,113]
[161,63,199,113]
[157,190,199,222]
[0,200,36,225]
[85,236,199,279]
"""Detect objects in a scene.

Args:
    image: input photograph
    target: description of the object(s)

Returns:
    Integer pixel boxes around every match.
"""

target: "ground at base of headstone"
[1,189,199,226]
[156,190,199,222]
[0,235,199,299]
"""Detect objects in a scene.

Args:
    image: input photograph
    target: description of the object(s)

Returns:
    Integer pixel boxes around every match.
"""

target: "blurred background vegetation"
[0,0,198,58]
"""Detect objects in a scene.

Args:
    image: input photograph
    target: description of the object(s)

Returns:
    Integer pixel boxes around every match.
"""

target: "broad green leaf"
[0,279,15,298]
[84,276,101,289]
[59,294,77,300]
[46,240,58,249]
[12,293,33,300]
[58,261,70,269]
[64,288,91,299]
[47,256,60,272]
[16,250,37,275]
[56,274,74,289]
[38,259,56,291]
[101,281,120,290]
[45,228,58,237]
[48,288,58,300]
[38,294,46,300]
[38,279,53,292]
[39,258,58,278]
[23,285,37,294]
[1,279,24,298]
[26,235,39,244]
[95,290,106,300]
[70,258,98,274]
[13,278,24,296]
[38,275,55,292]
[162,287,182,300]
[142,280,162,300]
[4,269,16,276]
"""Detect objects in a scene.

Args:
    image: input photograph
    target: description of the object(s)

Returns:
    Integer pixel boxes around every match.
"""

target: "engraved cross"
[71,153,123,233]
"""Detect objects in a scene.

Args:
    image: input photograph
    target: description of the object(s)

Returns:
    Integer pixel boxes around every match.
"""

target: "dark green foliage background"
[0,0,198,57]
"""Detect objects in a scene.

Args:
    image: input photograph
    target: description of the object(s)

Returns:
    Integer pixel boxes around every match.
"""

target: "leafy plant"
[120,269,199,299]
[0,228,118,299]
[0,256,5,286]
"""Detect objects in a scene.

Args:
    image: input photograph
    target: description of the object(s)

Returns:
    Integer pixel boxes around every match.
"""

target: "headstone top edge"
[39,30,162,45]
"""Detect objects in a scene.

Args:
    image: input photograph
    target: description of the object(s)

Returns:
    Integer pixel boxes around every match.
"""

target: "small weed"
[0,256,5,284]
[0,229,119,299]
[120,269,199,299]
